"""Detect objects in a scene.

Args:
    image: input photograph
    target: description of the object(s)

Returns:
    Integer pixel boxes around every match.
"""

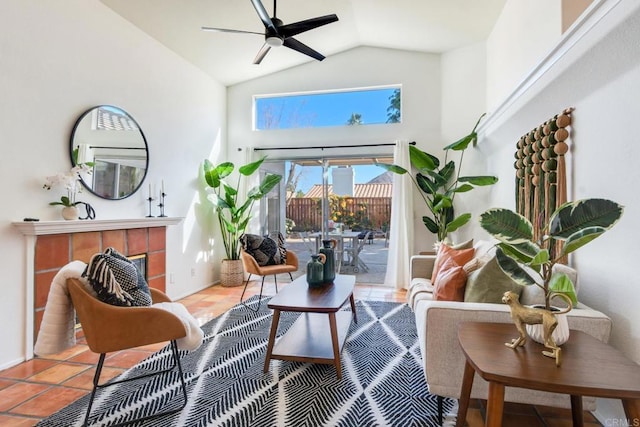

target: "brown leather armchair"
[67,278,188,426]
[240,249,299,312]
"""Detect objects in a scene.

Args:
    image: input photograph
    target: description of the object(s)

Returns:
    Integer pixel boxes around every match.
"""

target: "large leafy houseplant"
[203,156,282,260]
[480,198,624,310]
[378,114,498,241]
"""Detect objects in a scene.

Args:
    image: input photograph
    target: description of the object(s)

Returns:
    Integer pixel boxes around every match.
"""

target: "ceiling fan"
[202,0,338,64]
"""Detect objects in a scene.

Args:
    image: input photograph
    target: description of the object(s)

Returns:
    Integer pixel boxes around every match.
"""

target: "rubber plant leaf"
[480,208,533,245]
[497,242,537,268]
[548,198,624,239]
[458,176,499,186]
[548,273,578,306]
[445,213,471,233]
[495,247,538,287]
[409,145,438,171]
[559,226,607,257]
[238,156,266,176]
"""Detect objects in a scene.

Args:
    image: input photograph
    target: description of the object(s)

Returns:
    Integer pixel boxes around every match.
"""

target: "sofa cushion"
[464,256,524,304]
[431,244,475,283]
[433,257,467,301]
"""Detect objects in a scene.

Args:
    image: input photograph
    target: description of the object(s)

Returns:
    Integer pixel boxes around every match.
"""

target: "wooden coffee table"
[456,322,640,427]
[263,274,357,379]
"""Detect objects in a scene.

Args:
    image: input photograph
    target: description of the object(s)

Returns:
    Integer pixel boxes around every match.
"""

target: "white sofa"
[407,241,613,413]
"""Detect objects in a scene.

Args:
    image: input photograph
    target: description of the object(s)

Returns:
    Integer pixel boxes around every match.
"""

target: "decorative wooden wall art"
[514,107,573,245]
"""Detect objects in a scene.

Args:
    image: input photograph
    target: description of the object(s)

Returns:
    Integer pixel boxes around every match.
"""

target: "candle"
[148,183,151,198]
[162,180,165,194]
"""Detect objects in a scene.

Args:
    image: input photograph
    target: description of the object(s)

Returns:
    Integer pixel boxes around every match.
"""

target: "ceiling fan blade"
[253,43,272,64]
[201,26,264,36]
[283,37,325,61]
[250,0,276,31]
[279,14,339,38]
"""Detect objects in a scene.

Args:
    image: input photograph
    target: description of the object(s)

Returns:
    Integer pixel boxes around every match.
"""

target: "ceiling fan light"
[266,36,284,47]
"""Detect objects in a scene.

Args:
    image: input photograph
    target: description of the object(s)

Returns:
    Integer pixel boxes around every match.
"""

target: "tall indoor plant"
[203,156,282,286]
[479,198,623,311]
[378,114,498,242]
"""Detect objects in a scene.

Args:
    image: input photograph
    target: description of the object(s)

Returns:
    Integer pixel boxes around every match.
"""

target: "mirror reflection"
[70,105,148,200]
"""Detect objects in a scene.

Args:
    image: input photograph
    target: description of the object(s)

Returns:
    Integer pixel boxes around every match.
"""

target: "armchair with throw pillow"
[239,232,298,312]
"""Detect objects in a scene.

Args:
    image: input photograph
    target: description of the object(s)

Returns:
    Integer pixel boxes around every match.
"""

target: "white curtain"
[384,140,414,290]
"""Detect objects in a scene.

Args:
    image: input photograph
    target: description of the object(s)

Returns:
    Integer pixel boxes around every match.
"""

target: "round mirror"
[70,105,148,200]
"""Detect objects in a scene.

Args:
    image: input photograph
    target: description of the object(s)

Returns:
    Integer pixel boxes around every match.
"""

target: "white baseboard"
[0,356,26,371]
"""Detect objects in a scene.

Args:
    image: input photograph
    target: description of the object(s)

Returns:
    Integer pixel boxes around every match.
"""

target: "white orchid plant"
[44,148,94,207]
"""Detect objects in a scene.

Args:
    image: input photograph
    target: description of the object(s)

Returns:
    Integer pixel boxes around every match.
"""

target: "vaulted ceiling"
[101,0,507,86]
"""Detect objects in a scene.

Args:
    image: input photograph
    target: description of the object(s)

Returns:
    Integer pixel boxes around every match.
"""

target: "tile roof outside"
[304,183,392,198]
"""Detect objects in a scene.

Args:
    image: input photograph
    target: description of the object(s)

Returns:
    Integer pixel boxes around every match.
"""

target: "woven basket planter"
[220,259,244,287]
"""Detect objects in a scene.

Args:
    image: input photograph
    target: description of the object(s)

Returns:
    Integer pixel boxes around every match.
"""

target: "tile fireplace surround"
[13,217,182,360]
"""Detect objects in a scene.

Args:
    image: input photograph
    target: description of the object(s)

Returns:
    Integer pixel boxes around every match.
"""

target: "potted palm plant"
[480,198,623,349]
[378,114,498,242]
[203,156,282,286]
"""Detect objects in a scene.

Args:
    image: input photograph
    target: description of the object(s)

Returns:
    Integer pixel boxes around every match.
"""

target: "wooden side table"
[456,322,640,427]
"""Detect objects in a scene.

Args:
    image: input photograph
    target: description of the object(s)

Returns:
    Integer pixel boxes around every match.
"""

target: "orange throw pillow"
[433,257,468,301]
[430,244,475,283]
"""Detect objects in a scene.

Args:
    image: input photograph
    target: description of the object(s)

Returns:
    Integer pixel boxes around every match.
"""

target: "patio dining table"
[310,231,362,270]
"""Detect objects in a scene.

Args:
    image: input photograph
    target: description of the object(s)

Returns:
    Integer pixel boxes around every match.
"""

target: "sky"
[255,87,398,129]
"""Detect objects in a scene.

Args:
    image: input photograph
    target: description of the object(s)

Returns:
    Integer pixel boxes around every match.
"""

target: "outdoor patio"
[285,234,389,285]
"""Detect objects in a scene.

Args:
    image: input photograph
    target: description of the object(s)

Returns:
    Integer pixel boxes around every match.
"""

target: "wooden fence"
[286,197,391,231]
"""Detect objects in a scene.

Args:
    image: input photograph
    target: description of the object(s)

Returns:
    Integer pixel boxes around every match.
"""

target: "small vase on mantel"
[61,206,79,220]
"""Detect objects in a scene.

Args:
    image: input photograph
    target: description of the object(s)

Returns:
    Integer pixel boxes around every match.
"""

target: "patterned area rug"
[38,297,455,426]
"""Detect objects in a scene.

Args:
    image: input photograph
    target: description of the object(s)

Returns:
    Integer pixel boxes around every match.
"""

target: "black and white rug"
[38,297,455,426]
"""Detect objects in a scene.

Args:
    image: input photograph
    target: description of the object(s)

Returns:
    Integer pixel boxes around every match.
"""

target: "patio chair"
[343,233,370,273]
[299,231,315,254]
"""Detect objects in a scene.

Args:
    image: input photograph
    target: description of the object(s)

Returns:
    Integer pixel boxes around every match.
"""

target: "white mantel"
[13,217,183,360]
[12,217,183,236]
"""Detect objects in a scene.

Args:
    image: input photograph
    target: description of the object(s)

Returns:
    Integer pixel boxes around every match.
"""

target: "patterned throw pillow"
[268,231,287,264]
[83,247,152,307]
[240,234,281,266]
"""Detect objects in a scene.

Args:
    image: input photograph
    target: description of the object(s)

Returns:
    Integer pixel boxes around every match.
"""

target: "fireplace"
[13,217,182,359]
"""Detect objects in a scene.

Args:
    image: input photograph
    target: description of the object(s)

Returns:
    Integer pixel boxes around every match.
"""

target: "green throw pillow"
[464,256,524,304]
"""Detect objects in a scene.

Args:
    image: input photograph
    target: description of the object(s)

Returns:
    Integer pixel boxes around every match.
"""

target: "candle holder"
[146,196,155,218]
[158,192,167,217]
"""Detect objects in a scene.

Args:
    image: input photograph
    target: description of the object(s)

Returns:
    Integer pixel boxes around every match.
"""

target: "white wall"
[481,0,640,365]
[440,42,498,244]
[0,0,226,368]
[228,46,444,251]
[486,0,562,111]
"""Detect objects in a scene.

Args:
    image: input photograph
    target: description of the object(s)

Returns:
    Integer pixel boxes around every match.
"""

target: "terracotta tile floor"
[0,281,601,426]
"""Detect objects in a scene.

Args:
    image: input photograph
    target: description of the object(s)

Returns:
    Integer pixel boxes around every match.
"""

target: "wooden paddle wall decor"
[514,108,573,247]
